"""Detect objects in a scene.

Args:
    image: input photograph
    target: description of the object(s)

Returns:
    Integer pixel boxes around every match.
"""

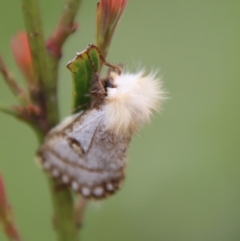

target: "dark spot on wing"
[67,137,85,156]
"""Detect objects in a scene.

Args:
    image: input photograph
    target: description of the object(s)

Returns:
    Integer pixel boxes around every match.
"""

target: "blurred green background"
[0,0,240,240]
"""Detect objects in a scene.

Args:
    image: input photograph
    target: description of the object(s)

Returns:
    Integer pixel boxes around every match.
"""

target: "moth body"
[37,68,164,199]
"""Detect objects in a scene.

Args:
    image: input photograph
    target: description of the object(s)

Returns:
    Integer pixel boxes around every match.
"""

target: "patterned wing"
[37,108,130,199]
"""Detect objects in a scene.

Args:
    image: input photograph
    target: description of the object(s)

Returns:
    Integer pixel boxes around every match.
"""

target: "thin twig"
[0,102,20,118]
[0,174,22,241]
[0,56,29,104]
[47,0,82,58]
[0,103,44,142]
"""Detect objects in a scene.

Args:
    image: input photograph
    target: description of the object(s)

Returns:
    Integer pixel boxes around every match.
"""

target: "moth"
[37,45,164,199]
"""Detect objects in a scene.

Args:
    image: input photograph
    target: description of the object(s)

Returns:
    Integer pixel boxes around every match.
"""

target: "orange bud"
[96,0,128,58]
[11,32,34,85]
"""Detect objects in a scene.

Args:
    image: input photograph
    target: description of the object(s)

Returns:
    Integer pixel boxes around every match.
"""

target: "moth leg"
[87,44,122,75]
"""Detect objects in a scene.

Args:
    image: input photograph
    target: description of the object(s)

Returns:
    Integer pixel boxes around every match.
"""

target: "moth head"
[104,68,165,135]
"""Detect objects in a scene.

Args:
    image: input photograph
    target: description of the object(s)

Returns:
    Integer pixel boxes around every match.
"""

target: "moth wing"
[37,108,126,199]
[66,109,104,153]
[38,108,103,167]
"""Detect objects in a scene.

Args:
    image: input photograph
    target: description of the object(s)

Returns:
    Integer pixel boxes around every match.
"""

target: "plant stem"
[47,0,82,58]
[48,178,79,241]
[0,174,22,241]
[0,56,29,105]
[21,0,81,240]
[0,103,19,117]
[21,0,59,130]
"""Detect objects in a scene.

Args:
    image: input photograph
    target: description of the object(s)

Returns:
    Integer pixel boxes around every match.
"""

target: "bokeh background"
[0,0,240,240]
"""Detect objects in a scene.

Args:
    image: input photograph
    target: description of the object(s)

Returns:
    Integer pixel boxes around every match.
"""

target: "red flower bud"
[96,0,128,57]
[11,32,34,85]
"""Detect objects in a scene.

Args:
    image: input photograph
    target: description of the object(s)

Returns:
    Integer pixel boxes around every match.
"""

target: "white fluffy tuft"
[104,70,165,135]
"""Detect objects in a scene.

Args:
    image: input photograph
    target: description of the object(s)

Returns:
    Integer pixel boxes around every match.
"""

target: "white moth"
[37,66,165,199]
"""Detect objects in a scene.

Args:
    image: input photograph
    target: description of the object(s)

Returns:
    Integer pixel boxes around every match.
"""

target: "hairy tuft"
[104,70,165,135]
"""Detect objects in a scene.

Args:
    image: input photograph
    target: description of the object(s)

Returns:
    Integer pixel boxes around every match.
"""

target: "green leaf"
[67,44,100,113]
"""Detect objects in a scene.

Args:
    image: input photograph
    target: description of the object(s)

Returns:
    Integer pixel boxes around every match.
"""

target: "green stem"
[37,134,79,241]
[48,178,79,241]
[21,0,81,240]
[21,0,59,129]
